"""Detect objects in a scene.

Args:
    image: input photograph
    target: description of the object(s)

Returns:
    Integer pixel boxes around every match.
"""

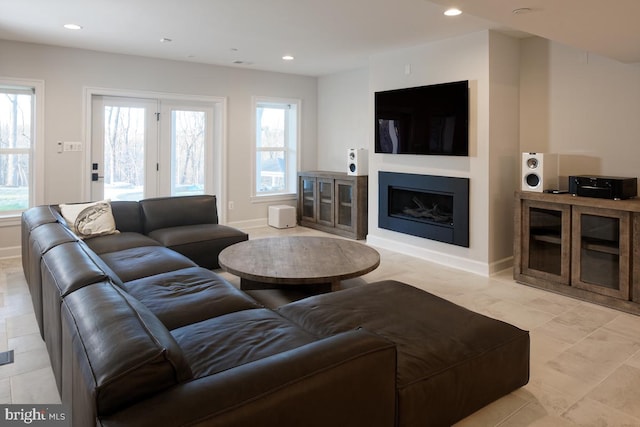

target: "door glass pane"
[172,110,205,196]
[103,106,145,201]
[318,181,332,223]
[579,214,620,289]
[302,178,314,218]
[528,207,563,275]
[337,183,352,227]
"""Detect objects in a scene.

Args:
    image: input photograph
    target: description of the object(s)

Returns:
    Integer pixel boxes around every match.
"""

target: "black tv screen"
[375,80,469,156]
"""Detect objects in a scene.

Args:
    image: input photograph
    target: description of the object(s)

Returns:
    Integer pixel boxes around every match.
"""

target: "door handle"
[91,163,104,181]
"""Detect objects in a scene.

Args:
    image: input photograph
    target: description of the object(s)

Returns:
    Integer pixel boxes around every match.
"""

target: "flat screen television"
[374,80,469,156]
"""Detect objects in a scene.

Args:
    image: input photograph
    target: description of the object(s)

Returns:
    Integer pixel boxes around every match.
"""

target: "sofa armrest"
[100,329,397,427]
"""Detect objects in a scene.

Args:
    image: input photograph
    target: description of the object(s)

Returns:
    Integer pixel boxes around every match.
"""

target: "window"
[0,85,36,215]
[253,98,299,197]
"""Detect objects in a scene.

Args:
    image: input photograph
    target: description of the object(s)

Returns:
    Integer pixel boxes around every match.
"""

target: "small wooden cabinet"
[297,171,367,239]
[520,199,571,285]
[515,191,640,314]
[571,205,631,300]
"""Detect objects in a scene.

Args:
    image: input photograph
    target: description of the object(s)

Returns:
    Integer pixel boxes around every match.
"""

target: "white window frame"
[0,77,44,224]
[251,96,300,202]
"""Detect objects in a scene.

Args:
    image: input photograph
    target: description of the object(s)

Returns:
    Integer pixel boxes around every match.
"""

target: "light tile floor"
[3,225,640,426]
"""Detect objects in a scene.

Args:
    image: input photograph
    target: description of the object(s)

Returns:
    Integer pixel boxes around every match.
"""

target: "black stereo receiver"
[569,175,637,200]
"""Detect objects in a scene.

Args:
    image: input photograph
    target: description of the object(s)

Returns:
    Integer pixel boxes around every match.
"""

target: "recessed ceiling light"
[282,55,294,61]
[63,24,83,30]
[444,8,462,16]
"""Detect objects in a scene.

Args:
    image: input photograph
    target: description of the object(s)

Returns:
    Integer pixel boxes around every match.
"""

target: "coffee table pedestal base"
[240,278,340,293]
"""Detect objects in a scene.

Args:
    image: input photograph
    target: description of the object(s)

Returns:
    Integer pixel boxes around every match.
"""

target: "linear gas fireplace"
[379,171,469,247]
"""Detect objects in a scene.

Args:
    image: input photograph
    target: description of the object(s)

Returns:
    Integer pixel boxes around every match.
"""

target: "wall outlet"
[228,201,234,210]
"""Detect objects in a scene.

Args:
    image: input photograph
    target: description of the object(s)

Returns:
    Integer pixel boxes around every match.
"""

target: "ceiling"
[0,0,638,77]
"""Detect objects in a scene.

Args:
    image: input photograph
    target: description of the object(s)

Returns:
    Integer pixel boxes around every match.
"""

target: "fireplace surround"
[379,171,469,247]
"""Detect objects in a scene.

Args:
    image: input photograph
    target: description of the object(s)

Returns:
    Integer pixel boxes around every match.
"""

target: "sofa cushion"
[140,195,218,234]
[277,280,530,427]
[99,246,196,282]
[63,281,192,415]
[110,200,144,233]
[172,308,317,379]
[147,224,248,269]
[122,267,261,330]
[84,232,160,255]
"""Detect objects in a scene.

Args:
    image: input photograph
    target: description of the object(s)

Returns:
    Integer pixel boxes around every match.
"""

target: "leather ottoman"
[277,280,530,427]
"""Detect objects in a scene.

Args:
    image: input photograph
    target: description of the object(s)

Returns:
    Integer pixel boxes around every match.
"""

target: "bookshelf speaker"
[347,148,368,176]
[521,152,558,192]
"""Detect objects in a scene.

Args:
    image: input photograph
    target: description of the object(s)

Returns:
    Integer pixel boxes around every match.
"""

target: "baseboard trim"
[0,246,21,260]
[227,218,268,230]
[490,256,514,275]
[367,235,493,277]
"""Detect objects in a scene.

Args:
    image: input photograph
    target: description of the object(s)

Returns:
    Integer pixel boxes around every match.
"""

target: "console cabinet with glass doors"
[514,191,640,315]
[297,171,367,239]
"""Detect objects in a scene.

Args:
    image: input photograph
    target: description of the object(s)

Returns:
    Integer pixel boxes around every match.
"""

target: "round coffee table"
[218,236,380,292]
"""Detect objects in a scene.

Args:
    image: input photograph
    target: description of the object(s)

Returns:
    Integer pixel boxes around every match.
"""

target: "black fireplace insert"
[379,171,469,247]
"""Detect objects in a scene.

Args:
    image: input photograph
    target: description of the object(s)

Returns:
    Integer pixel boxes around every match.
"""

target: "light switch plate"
[63,141,83,152]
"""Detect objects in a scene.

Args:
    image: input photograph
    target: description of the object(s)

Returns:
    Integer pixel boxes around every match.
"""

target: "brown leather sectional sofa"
[21,194,530,426]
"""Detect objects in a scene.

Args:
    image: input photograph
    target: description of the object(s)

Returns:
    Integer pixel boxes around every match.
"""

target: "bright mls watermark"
[0,405,69,426]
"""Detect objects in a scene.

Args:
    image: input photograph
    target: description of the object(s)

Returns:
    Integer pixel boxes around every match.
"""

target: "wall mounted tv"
[375,80,469,156]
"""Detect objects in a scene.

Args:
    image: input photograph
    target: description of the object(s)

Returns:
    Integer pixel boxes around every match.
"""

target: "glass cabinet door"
[317,178,334,226]
[335,180,354,230]
[571,206,630,299]
[522,200,571,284]
[300,176,316,222]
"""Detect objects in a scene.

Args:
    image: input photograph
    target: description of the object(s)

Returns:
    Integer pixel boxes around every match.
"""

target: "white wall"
[520,37,640,182]
[0,39,317,255]
[366,31,497,275]
[318,32,640,276]
[6,34,640,265]
[317,68,370,172]
[488,32,521,267]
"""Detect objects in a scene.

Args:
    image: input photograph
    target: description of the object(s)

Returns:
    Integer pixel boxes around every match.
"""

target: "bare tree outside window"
[0,91,32,212]
[173,110,205,196]
[103,106,145,200]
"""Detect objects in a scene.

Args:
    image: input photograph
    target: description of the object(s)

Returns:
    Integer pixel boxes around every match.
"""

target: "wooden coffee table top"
[218,236,380,291]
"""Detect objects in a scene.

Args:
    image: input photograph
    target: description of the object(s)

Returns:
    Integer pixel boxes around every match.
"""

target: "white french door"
[159,101,215,197]
[91,96,158,200]
[90,96,215,201]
